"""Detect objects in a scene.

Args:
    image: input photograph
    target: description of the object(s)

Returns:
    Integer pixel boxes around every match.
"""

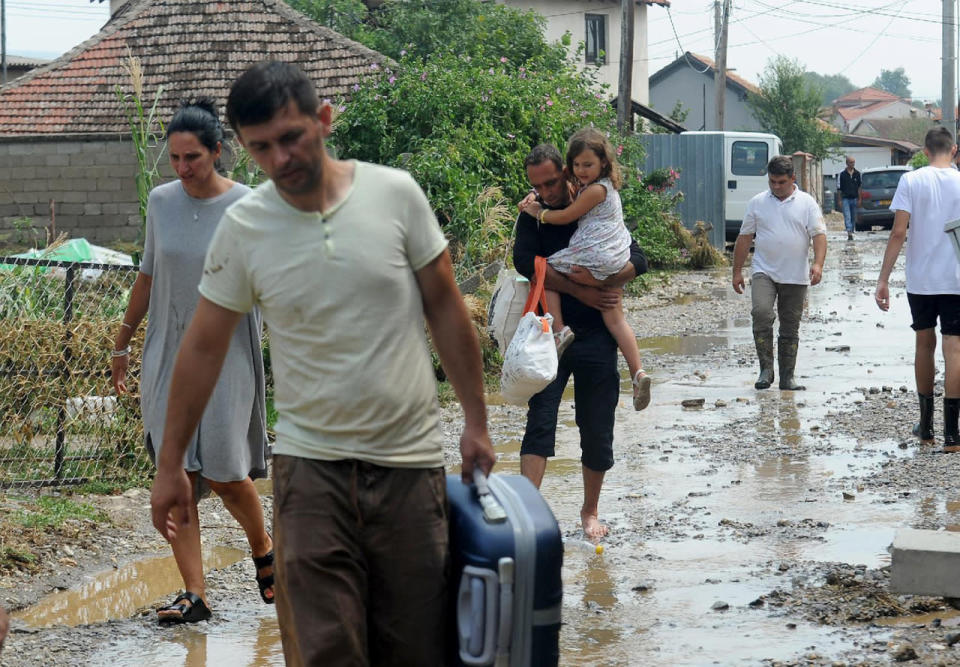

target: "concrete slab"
[890,528,960,597]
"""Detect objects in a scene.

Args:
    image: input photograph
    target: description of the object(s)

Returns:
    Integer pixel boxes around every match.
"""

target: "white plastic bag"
[487,268,530,351]
[500,257,558,405]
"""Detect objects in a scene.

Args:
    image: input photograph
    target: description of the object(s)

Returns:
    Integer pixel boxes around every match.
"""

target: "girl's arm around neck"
[541,182,607,225]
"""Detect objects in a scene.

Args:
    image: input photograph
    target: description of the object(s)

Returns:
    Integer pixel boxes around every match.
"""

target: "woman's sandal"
[252,548,275,605]
[157,591,212,624]
[632,370,651,411]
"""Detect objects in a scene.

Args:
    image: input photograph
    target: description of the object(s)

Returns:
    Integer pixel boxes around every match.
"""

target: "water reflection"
[14,546,246,628]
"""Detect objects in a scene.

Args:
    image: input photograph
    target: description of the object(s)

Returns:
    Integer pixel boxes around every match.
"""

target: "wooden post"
[617,0,635,134]
[714,0,730,130]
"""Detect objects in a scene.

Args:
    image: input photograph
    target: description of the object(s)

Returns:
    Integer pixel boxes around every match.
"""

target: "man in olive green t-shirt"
[150,62,495,665]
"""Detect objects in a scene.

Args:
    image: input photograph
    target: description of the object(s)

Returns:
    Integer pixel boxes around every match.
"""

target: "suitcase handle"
[473,468,507,523]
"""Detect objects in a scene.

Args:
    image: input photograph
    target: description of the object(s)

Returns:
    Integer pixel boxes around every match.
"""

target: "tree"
[289,0,562,67]
[802,71,856,106]
[747,56,839,157]
[872,67,911,98]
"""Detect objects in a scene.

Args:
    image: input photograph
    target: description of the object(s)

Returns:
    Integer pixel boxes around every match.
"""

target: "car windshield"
[862,171,905,189]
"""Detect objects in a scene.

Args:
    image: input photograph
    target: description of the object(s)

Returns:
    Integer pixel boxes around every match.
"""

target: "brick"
[44,155,70,167]
[83,203,102,216]
[61,192,87,204]
[59,204,85,215]
[97,178,122,192]
[890,528,960,597]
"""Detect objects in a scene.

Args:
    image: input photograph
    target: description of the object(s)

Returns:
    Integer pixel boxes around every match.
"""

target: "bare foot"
[581,511,608,539]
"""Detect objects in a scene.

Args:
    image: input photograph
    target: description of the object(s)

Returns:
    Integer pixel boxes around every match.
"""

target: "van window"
[731,141,769,176]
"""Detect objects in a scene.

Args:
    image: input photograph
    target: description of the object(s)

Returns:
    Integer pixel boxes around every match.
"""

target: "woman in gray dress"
[111,100,272,623]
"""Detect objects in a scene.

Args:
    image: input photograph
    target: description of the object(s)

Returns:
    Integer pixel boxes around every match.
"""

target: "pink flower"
[370,63,379,70]
[507,133,515,139]
[489,68,495,75]
[400,49,408,56]
[500,57,507,63]
[352,83,360,92]
[388,76,396,85]
[546,99,553,106]
[616,145,623,157]
[420,72,428,81]
[647,185,654,191]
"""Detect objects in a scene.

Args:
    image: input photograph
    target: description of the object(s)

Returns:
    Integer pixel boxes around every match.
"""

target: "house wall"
[649,64,762,132]
[823,147,897,176]
[0,135,145,245]
[501,0,650,103]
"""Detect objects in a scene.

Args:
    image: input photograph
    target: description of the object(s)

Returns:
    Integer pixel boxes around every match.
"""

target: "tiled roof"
[0,0,388,135]
[5,55,52,68]
[649,52,761,96]
[833,86,901,106]
[835,101,898,122]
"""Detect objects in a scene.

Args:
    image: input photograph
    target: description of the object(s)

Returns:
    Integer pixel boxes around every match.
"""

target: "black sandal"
[252,549,275,604]
[157,591,212,624]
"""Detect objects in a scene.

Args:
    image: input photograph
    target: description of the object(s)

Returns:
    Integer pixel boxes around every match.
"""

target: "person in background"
[838,156,862,241]
[112,99,271,623]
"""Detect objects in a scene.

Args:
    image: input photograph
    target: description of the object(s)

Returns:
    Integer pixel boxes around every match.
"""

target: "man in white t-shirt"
[149,62,496,665]
[733,155,827,391]
[876,126,960,452]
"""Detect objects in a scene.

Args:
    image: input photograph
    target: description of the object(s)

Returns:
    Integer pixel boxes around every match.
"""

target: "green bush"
[332,50,632,272]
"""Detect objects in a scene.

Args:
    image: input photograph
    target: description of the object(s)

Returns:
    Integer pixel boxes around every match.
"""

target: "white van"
[681,131,783,240]
[640,131,783,246]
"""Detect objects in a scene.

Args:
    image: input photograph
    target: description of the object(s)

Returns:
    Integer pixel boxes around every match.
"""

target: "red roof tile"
[834,86,901,106]
[0,0,387,135]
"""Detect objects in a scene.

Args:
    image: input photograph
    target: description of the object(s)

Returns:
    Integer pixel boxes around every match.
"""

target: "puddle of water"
[14,546,246,628]
[89,607,284,667]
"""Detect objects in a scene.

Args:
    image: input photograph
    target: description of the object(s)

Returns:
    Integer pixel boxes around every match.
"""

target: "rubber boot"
[753,332,774,390]
[777,337,806,391]
[944,397,960,452]
[911,392,934,442]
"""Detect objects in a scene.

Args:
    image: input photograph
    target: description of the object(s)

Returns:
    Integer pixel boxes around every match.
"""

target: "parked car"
[855,166,911,231]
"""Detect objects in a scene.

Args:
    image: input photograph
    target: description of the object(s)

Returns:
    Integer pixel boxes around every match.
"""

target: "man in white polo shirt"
[733,155,827,391]
[149,62,496,665]
[876,126,960,451]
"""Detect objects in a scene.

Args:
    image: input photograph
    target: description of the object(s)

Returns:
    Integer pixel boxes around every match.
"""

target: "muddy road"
[6,228,960,666]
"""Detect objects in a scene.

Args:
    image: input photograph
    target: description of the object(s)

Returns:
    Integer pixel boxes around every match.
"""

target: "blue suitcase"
[446,470,563,666]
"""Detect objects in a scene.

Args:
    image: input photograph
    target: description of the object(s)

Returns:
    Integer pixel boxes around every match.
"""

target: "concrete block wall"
[0,134,163,246]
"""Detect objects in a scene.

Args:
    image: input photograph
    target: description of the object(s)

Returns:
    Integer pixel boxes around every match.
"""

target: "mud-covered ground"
[6,225,960,665]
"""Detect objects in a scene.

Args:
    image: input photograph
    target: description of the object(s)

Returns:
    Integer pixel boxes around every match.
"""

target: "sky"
[1,0,953,102]
[647,0,948,102]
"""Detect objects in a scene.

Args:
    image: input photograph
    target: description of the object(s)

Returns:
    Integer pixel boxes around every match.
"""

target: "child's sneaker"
[632,370,651,411]
[554,326,575,358]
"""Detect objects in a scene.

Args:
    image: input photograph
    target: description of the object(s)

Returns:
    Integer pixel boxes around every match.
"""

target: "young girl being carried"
[522,128,651,411]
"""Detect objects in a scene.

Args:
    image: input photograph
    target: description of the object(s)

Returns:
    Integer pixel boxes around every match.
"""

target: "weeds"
[115,51,166,245]
[14,495,107,530]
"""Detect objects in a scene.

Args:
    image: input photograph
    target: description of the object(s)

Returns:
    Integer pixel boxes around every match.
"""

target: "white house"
[499,1,670,105]
[829,87,932,133]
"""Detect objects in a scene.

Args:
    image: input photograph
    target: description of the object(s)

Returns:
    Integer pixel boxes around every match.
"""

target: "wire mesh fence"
[0,257,151,488]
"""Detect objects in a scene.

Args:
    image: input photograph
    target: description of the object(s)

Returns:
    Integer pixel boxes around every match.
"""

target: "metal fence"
[0,257,151,488]
[640,133,727,249]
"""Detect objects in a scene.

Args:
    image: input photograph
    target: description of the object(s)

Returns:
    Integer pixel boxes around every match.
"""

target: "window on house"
[731,141,769,176]
[585,14,606,65]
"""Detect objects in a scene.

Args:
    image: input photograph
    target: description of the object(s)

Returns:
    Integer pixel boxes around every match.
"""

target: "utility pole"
[714,0,730,131]
[944,0,956,140]
[617,0,635,134]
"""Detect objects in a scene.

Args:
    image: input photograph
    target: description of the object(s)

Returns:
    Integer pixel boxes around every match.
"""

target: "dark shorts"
[520,328,619,472]
[272,455,448,667]
[907,293,960,335]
